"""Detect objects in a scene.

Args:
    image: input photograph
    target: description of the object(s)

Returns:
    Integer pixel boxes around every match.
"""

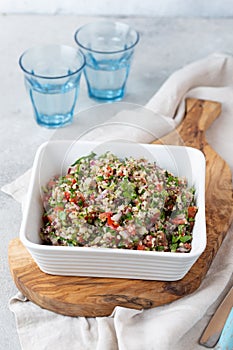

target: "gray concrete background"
[1,15,233,349]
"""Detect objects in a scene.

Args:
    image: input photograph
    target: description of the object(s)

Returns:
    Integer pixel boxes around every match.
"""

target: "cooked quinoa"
[40,152,198,252]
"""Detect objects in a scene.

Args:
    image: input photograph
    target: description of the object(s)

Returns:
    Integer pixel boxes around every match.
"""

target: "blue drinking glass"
[19,45,85,128]
[74,21,139,101]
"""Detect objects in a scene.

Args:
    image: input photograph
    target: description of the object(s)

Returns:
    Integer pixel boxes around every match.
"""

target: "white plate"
[20,140,206,281]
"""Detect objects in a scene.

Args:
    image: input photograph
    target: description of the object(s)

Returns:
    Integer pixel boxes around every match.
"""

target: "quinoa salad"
[40,152,198,253]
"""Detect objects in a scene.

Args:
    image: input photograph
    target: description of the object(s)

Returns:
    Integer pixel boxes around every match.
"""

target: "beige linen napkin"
[3,52,233,350]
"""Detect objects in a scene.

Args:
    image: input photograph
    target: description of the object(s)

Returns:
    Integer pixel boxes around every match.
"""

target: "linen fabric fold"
[3,52,233,350]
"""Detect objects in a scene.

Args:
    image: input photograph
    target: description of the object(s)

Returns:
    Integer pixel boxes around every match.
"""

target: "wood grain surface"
[8,98,233,317]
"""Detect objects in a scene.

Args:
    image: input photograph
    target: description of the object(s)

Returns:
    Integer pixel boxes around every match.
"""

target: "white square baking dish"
[20,140,206,281]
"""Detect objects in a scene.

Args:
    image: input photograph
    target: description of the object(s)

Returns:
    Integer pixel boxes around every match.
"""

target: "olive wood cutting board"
[8,98,233,317]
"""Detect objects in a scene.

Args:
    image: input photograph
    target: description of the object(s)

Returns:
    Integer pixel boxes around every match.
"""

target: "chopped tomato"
[99,212,119,229]
[70,196,77,203]
[117,170,124,177]
[107,215,119,229]
[105,166,113,177]
[65,192,85,205]
[188,206,198,218]
[64,192,70,201]
[99,212,112,221]
[137,243,146,250]
[71,194,85,205]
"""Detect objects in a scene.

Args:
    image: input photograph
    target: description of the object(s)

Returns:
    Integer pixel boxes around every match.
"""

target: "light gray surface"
[1,15,233,350]
[2,0,233,17]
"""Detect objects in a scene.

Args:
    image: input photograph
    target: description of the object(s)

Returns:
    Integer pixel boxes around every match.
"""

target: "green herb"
[170,243,178,252]
[180,235,192,243]
[157,245,164,251]
[71,152,96,167]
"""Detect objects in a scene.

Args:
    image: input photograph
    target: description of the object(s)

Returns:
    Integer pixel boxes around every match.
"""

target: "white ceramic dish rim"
[20,140,206,260]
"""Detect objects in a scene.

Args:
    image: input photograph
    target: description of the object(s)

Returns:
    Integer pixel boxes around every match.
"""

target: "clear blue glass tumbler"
[19,45,85,128]
[74,21,139,101]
